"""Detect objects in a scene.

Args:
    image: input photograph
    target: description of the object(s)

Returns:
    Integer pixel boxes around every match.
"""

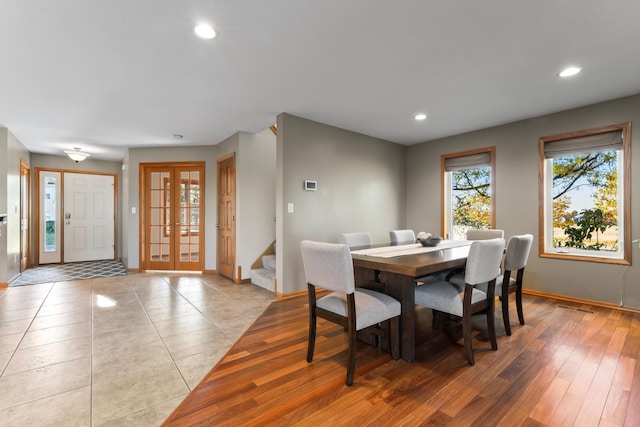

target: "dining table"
[351,240,472,363]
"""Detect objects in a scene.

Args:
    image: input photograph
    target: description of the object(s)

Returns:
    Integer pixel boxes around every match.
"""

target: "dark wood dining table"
[351,242,471,362]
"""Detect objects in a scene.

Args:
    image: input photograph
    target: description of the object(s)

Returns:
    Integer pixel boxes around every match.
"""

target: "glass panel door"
[39,170,61,264]
[146,168,173,270]
[175,168,201,270]
[143,163,204,271]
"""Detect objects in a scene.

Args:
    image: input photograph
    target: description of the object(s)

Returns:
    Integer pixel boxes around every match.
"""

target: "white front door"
[63,173,115,262]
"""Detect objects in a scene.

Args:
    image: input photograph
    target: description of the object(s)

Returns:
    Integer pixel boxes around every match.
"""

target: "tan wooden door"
[20,161,30,271]
[174,165,203,271]
[145,166,172,270]
[143,163,204,271]
[217,154,236,279]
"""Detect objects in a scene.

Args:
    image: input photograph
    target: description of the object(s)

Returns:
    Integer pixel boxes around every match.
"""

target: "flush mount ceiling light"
[64,147,91,162]
[194,24,216,39]
[559,66,582,78]
[414,113,428,121]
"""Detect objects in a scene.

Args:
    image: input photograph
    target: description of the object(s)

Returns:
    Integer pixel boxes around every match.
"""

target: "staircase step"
[251,268,276,290]
[262,255,276,271]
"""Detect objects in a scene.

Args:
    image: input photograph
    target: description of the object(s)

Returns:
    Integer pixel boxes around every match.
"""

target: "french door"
[143,163,204,271]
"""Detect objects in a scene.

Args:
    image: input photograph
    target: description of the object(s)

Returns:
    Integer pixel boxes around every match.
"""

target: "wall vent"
[558,304,594,314]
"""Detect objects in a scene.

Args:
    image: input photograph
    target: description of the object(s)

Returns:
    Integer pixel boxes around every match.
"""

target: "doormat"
[9,259,127,287]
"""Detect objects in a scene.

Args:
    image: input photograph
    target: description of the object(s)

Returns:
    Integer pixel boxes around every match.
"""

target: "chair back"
[390,229,416,244]
[339,232,373,248]
[466,228,504,240]
[504,234,533,271]
[300,240,355,294]
[464,238,506,285]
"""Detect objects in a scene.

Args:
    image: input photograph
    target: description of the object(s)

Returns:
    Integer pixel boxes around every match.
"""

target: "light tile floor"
[0,271,275,426]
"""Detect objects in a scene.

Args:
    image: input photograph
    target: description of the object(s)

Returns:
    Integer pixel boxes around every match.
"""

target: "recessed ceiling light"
[414,113,428,121]
[559,66,582,78]
[194,24,216,40]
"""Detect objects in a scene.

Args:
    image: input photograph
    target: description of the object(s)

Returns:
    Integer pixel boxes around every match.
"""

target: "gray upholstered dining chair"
[439,228,505,283]
[466,228,504,240]
[300,240,401,386]
[390,229,441,284]
[415,238,505,365]
[339,232,373,249]
[389,229,416,245]
[450,234,533,335]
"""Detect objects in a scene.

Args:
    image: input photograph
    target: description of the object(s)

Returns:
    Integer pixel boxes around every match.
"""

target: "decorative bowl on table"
[419,236,442,247]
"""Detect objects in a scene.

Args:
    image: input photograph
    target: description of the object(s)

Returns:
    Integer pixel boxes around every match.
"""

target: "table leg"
[354,266,416,363]
[379,271,416,362]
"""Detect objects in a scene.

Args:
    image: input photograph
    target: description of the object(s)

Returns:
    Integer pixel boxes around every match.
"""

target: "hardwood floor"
[163,293,640,426]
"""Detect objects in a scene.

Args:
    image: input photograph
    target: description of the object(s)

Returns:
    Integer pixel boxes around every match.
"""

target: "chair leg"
[487,308,498,351]
[462,311,474,366]
[389,317,400,360]
[346,326,357,386]
[516,289,525,325]
[486,286,498,350]
[307,309,316,363]
[432,309,441,329]
[502,294,512,336]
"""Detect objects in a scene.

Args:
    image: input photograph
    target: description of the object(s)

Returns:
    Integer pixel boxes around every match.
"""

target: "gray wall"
[407,93,640,309]
[121,150,130,268]
[0,128,30,284]
[0,128,9,284]
[217,130,277,281]
[236,129,276,282]
[276,113,407,294]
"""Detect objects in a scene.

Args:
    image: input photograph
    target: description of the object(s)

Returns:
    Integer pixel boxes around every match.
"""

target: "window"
[43,176,58,252]
[442,147,495,240]
[539,123,631,264]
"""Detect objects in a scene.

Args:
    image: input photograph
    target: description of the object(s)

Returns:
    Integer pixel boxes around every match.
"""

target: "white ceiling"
[1,1,639,161]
